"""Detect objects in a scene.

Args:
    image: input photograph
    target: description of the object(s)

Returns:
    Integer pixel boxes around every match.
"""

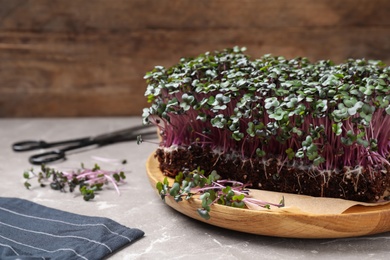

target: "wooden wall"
[1,0,389,117]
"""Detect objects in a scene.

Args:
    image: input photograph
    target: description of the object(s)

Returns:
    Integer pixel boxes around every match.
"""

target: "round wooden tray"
[146,153,390,238]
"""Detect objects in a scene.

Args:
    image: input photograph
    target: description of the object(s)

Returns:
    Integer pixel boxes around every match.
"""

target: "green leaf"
[347,101,364,116]
[292,127,303,136]
[24,181,31,190]
[313,156,325,166]
[370,138,378,151]
[256,148,266,157]
[357,138,369,148]
[332,103,349,121]
[209,170,221,182]
[210,114,227,128]
[200,192,212,211]
[264,97,280,109]
[180,93,195,111]
[23,171,30,179]
[156,182,163,194]
[285,148,295,160]
[315,99,328,113]
[222,186,232,194]
[332,122,343,136]
[175,171,184,183]
[268,108,287,121]
[295,150,304,158]
[343,96,358,108]
[386,105,390,115]
[232,201,246,208]
[197,208,211,220]
[302,135,313,147]
[207,96,215,105]
[233,194,245,201]
[169,182,180,196]
[196,113,207,122]
[232,131,244,141]
[163,176,169,186]
[113,173,120,182]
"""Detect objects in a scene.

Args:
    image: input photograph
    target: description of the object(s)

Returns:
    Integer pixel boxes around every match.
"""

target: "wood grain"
[1,0,389,117]
[146,153,390,239]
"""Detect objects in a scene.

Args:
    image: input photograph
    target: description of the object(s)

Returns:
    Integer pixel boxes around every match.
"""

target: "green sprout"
[23,164,127,201]
[156,168,284,220]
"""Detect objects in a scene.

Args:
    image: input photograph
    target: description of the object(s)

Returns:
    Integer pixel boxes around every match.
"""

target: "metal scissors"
[12,125,156,165]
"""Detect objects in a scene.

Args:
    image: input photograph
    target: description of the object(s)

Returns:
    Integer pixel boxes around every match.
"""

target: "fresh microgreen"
[23,164,127,201]
[157,168,284,220]
[143,47,390,176]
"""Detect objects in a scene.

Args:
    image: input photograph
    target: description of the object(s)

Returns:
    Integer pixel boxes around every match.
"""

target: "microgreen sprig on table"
[23,163,126,201]
[156,168,284,220]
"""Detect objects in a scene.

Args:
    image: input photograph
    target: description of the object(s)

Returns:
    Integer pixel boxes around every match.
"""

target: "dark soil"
[155,145,390,202]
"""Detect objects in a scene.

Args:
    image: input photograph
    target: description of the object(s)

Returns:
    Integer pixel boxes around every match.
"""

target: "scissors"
[12,125,156,165]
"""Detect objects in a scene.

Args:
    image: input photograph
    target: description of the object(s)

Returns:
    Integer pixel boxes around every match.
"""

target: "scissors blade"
[91,125,156,144]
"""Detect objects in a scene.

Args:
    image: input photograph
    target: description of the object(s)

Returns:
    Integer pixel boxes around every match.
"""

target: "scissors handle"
[29,150,66,165]
[12,137,90,152]
[12,141,49,151]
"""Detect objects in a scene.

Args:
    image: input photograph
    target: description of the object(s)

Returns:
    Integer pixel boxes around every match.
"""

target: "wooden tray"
[146,153,390,238]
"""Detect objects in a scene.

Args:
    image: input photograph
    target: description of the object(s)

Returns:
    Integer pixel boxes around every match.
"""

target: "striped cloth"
[0,197,144,260]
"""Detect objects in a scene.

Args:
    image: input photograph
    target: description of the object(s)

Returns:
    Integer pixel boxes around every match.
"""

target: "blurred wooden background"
[0,0,389,117]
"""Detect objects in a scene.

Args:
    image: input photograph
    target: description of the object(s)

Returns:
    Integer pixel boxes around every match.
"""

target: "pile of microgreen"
[23,163,126,201]
[157,167,284,220]
[143,47,390,176]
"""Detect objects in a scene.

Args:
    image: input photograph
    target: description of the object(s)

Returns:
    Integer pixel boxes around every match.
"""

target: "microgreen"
[143,47,390,177]
[157,168,284,220]
[23,164,127,201]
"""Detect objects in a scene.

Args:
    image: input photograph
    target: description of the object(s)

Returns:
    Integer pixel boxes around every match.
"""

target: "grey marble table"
[1,117,389,260]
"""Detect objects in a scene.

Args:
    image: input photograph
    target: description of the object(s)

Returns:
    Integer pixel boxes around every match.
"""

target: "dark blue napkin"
[0,197,144,260]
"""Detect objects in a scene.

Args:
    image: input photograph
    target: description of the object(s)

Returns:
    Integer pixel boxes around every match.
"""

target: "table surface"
[1,117,390,260]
